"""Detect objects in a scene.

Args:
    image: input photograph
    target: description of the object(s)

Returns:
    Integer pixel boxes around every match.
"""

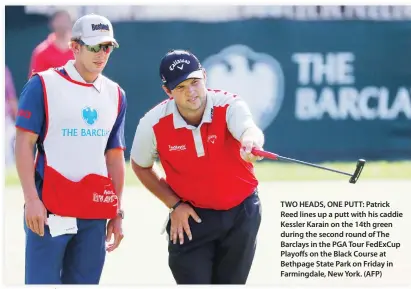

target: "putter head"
[349,159,366,184]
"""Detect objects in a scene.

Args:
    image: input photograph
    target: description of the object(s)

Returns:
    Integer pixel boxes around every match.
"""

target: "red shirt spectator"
[28,10,74,77]
[29,33,74,77]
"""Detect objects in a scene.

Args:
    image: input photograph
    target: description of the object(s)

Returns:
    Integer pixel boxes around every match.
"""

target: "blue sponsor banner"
[6,18,411,162]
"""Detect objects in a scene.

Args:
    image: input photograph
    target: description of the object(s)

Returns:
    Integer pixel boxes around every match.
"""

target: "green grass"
[254,160,411,182]
[5,160,411,187]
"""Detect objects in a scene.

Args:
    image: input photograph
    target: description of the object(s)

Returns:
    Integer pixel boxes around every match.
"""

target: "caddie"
[15,14,126,284]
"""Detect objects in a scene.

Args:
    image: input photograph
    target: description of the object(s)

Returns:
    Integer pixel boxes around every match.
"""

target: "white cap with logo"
[72,14,119,48]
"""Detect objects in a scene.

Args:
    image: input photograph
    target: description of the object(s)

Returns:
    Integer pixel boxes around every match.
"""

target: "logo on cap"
[91,23,110,32]
[160,50,204,90]
[169,59,191,71]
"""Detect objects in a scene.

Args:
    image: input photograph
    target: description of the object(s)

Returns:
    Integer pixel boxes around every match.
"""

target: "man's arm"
[15,130,40,203]
[104,88,128,251]
[105,149,125,251]
[15,75,45,201]
[105,149,125,210]
[105,88,127,210]
[15,75,47,236]
[226,96,265,162]
[130,114,201,245]
[240,126,264,148]
[130,114,180,209]
[131,162,180,209]
[15,128,48,237]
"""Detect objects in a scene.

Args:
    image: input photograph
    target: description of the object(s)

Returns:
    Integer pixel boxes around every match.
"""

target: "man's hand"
[170,203,201,245]
[106,216,124,252]
[25,197,47,237]
[240,127,265,163]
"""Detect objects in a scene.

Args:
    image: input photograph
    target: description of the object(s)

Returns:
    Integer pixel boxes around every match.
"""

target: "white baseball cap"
[72,14,119,48]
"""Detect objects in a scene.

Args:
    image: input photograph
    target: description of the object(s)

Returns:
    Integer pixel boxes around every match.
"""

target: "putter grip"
[349,159,366,184]
[251,148,278,160]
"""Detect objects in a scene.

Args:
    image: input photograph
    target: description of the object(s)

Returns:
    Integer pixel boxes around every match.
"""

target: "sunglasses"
[76,40,114,53]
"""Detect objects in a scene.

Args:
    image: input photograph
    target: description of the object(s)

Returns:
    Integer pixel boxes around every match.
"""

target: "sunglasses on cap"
[75,39,114,53]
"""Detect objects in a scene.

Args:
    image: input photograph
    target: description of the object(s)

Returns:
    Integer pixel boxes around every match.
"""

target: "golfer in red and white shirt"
[130,49,265,284]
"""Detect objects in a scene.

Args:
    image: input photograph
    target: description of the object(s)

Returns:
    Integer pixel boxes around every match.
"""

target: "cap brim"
[167,70,204,90]
[82,35,119,48]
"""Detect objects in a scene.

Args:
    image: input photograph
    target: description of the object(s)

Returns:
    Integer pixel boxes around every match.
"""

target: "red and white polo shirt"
[131,89,261,210]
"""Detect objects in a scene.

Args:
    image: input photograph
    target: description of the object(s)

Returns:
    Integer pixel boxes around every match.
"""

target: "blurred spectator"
[28,10,74,78]
[5,66,18,168]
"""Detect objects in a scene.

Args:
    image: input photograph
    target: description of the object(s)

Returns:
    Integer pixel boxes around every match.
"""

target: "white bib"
[38,65,120,182]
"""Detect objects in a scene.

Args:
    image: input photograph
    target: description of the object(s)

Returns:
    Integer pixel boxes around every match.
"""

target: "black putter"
[251,148,366,184]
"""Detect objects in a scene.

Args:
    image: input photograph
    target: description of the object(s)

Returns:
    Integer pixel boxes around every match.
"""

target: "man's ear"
[69,41,80,54]
[162,85,173,99]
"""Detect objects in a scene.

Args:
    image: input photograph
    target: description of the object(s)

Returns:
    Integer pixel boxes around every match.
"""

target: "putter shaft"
[276,155,352,177]
[251,148,365,184]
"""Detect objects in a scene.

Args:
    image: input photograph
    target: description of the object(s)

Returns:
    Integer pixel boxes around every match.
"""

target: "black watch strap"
[169,200,183,213]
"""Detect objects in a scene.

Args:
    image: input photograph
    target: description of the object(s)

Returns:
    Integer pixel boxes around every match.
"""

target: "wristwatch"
[117,209,125,219]
[169,200,183,213]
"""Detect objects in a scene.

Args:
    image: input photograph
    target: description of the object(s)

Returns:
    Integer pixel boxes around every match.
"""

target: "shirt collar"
[63,60,103,92]
[172,92,214,129]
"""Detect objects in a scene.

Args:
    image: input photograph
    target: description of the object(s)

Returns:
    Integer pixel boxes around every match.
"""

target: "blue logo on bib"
[82,106,98,125]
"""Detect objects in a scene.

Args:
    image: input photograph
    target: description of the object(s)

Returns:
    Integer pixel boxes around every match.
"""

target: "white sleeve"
[226,97,258,141]
[130,115,158,168]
